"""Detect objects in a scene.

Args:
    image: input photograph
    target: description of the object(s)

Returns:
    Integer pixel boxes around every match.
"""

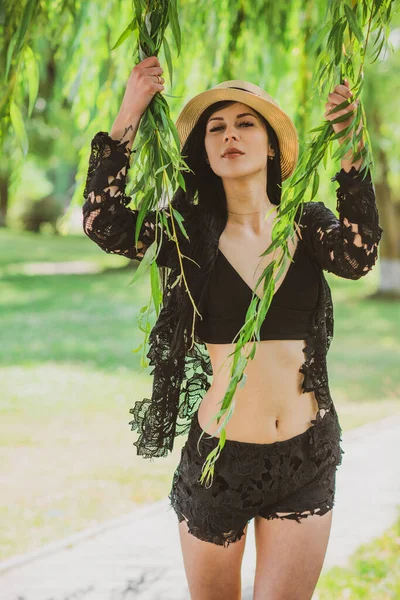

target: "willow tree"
[1,0,397,481]
[1,1,398,284]
[105,0,396,485]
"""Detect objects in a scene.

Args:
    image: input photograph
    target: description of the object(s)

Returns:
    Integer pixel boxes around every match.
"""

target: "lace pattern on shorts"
[169,407,344,546]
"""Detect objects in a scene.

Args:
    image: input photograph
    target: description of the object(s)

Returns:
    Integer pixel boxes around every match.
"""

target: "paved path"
[1,413,400,600]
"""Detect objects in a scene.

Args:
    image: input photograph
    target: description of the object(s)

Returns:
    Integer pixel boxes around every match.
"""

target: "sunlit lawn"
[315,510,400,599]
[1,228,399,561]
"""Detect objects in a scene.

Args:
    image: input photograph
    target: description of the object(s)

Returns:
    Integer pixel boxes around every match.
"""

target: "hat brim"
[175,88,299,181]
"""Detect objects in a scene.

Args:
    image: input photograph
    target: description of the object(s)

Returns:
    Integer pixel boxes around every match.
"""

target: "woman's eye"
[209,121,254,132]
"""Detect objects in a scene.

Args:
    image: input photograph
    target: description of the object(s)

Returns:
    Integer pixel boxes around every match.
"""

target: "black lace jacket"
[82,131,383,460]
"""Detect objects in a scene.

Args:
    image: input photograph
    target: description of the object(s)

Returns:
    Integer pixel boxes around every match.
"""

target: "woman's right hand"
[119,56,165,119]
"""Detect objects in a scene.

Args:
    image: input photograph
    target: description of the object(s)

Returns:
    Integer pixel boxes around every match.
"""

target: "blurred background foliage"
[1,0,399,294]
[0,0,399,573]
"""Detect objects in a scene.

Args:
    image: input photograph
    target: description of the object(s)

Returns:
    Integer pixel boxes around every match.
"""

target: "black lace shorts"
[168,404,344,547]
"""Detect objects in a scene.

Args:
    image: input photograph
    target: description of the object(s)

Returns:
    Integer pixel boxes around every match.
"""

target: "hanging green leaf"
[310,169,320,201]
[23,45,39,118]
[111,17,137,50]
[344,4,364,44]
[128,239,157,286]
[10,100,28,156]
[162,36,173,86]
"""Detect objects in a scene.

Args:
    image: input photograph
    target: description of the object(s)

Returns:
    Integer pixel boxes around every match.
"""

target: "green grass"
[0,228,126,269]
[315,510,400,599]
[326,267,400,428]
[0,228,399,561]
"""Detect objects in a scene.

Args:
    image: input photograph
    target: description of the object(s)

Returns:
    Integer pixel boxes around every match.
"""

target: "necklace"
[227,206,276,215]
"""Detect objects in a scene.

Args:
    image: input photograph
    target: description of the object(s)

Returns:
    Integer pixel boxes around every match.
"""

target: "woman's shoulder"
[295,200,337,229]
[292,201,338,251]
[295,200,331,218]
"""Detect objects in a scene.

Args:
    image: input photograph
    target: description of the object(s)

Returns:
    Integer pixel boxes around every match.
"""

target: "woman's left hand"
[324,79,363,144]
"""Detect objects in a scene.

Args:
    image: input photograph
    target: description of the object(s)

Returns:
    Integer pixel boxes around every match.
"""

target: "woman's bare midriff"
[197,338,319,444]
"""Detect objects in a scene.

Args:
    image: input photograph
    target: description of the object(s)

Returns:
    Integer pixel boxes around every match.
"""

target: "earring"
[268,154,275,160]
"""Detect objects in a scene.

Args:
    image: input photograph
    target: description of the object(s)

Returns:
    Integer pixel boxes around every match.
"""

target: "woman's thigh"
[251,407,343,599]
[253,509,333,600]
[178,518,249,600]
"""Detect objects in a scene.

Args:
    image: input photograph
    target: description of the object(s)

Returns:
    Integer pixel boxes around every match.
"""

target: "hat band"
[225,86,260,97]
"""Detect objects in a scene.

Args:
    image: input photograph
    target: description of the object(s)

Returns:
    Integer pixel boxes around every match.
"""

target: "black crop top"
[196,237,319,344]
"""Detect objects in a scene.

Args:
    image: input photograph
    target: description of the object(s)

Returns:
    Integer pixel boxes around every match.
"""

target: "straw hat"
[175,80,299,181]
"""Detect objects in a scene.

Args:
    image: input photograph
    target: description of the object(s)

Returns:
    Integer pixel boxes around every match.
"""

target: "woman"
[82,56,383,599]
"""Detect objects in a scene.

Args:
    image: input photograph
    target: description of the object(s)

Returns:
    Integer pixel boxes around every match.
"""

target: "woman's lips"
[223,152,244,159]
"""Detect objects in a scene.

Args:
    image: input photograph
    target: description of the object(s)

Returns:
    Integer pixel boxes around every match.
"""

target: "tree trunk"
[0,173,9,227]
[370,108,400,295]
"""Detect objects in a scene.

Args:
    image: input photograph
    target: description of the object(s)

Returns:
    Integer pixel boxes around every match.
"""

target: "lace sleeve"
[299,166,383,280]
[82,131,177,267]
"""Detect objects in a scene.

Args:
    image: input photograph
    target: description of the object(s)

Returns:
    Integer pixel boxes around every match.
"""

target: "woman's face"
[204,102,272,179]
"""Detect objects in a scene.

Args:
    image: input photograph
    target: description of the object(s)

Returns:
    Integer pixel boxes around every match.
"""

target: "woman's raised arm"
[297,166,383,280]
[82,128,169,264]
[82,56,177,267]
